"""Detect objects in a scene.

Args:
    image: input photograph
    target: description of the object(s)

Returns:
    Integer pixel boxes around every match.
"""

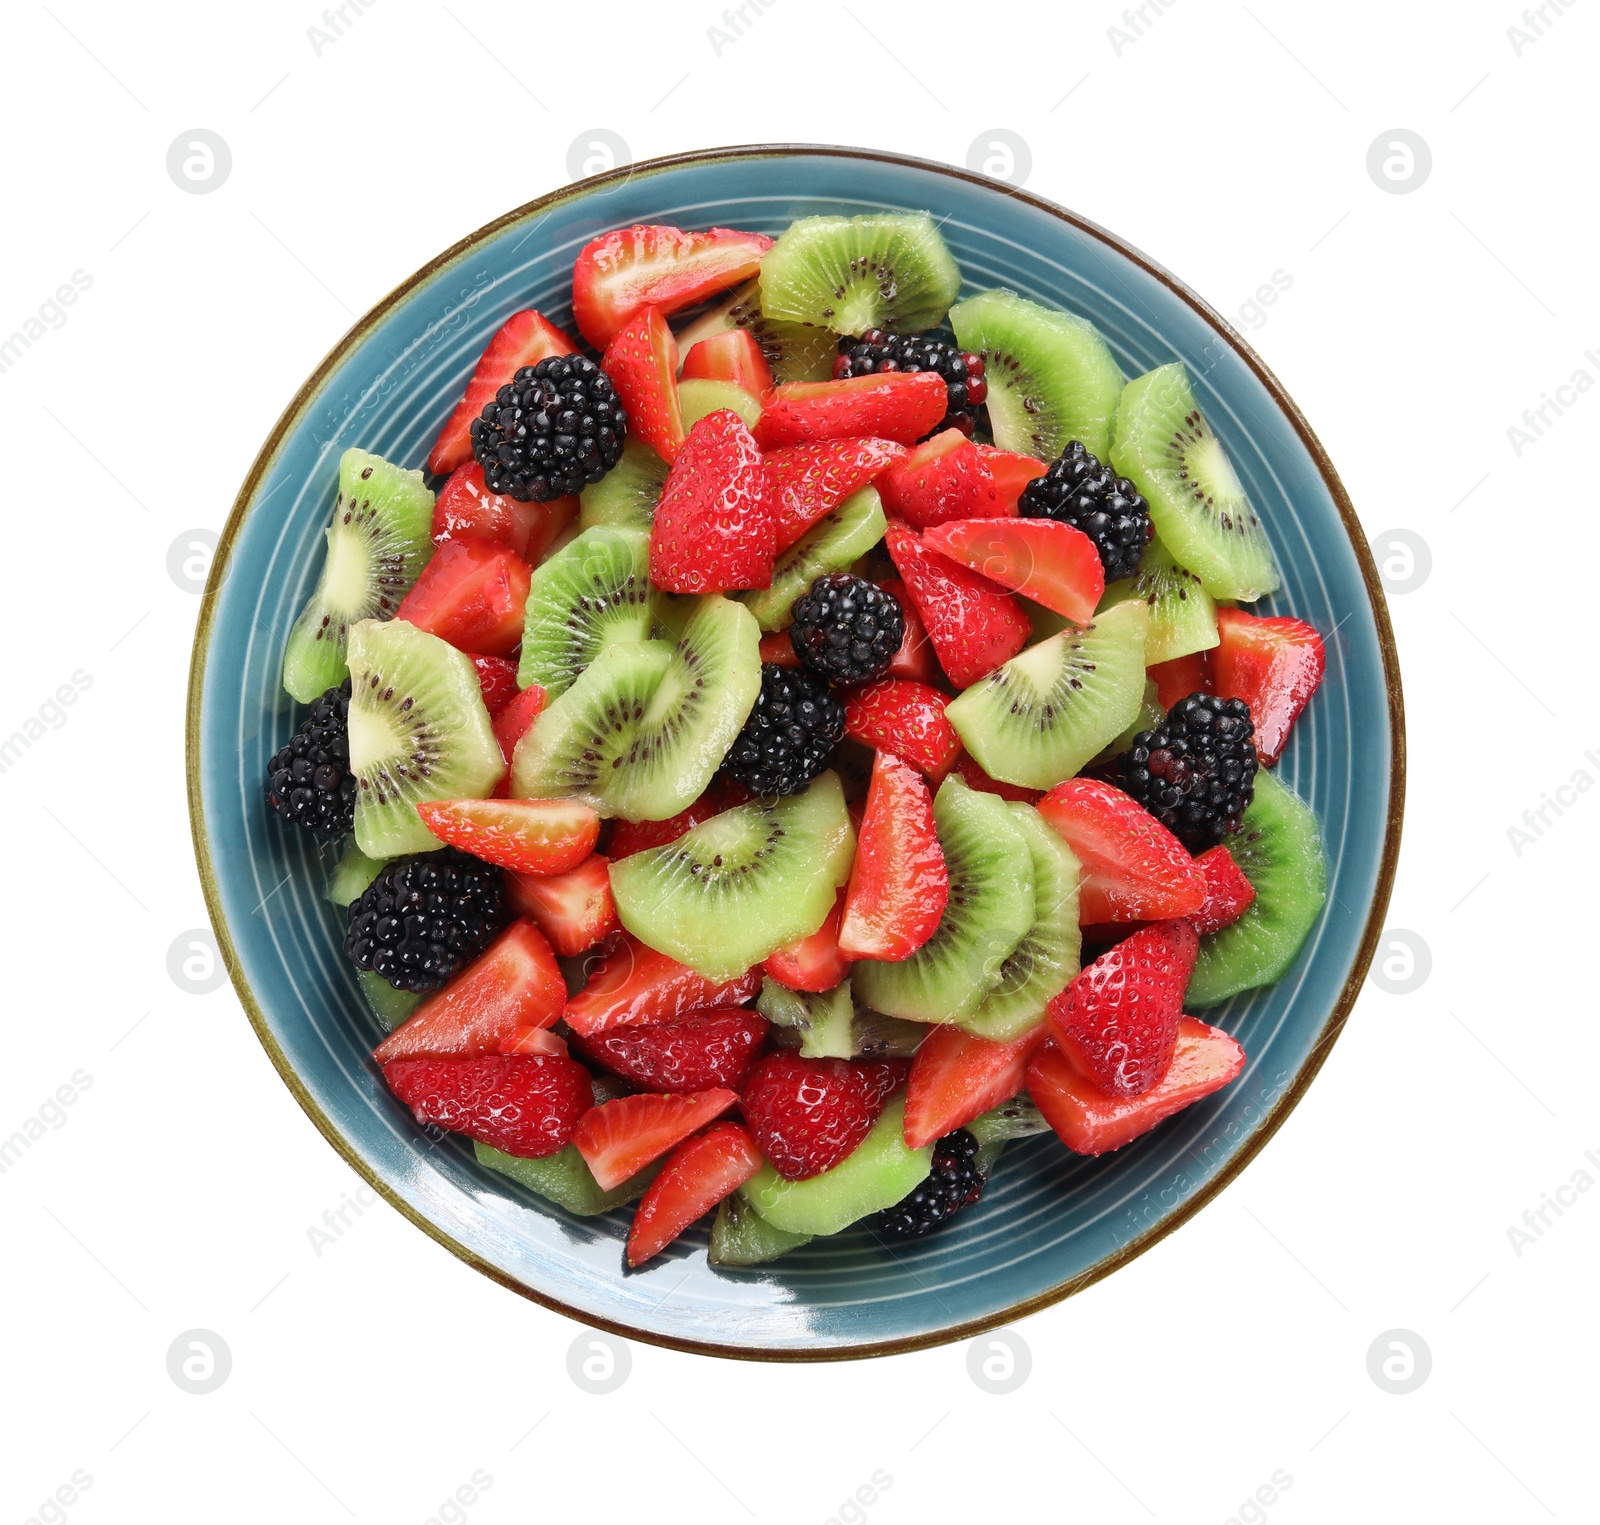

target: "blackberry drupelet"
[1019,439,1151,580]
[788,573,904,685]
[1116,691,1258,851]
[833,329,987,439]
[721,664,846,797]
[265,679,356,836]
[344,848,507,993]
[469,354,627,502]
[873,1129,986,1240]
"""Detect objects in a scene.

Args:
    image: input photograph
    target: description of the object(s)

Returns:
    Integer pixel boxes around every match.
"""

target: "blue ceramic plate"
[188,146,1402,1359]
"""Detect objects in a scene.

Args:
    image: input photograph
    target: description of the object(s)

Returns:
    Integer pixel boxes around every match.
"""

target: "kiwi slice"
[759,978,925,1060]
[474,1140,661,1216]
[1100,537,1219,665]
[609,772,855,981]
[325,840,386,907]
[678,378,762,431]
[1110,363,1281,602]
[356,967,422,1031]
[282,449,435,703]
[853,775,1036,1026]
[945,600,1149,792]
[949,291,1125,463]
[1188,768,1326,1007]
[710,1192,813,1266]
[579,438,670,532]
[966,1093,1050,1146]
[345,618,504,857]
[759,213,962,336]
[959,804,1081,1041]
[518,525,655,698]
[674,279,837,384]
[741,485,888,631]
[1089,677,1164,766]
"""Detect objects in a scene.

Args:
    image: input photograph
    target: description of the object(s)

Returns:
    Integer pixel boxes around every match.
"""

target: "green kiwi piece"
[282,449,435,703]
[1100,537,1219,664]
[958,804,1081,1041]
[345,618,504,857]
[517,525,655,698]
[1110,363,1281,601]
[759,213,962,336]
[579,438,669,532]
[356,968,422,1031]
[474,1140,661,1216]
[948,291,1125,463]
[740,486,887,631]
[325,840,387,907]
[945,600,1149,791]
[1021,595,1073,647]
[1188,768,1326,1007]
[852,775,1036,1025]
[966,1093,1050,1147]
[678,378,762,431]
[674,279,837,384]
[759,978,926,1060]
[609,772,855,981]
[710,1192,813,1266]
[1090,678,1164,766]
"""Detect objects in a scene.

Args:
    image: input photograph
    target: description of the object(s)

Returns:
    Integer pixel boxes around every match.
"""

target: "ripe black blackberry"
[1019,439,1151,580]
[344,848,507,993]
[469,354,627,502]
[1116,691,1258,851]
[873,1130,986,1240]
[788,573,904,685]
[265,680,356,836]
[833,329,987,439]
[721,664,845,797]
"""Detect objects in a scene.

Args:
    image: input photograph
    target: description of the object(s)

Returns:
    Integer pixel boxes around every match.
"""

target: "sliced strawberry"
[758,631,801,668]
[395,538,531,658]
[755,372,948,451]
[415,797,599,875]
[902,1023,1049,1150]
[608,787,726,859]
[492,685,546,766]
[1148,651,1211,712]
[975,444,1048,512]
[877,429,1003,529]
[432,462,577,565]
[506,852,618,955]
[879,577,941,684]
[384,1053,591,1158]
[572,1007,768,1093]
[739,1054,905,1180]
[650,408,772,593]
[1027,1018,1245,1156]
[681,329,775,399]
[572,1088,740,1190]
[627,1121,766,1265]
[764,889,852,992]
[427,311,578,476]
[564,933,763,1036]
[500,1026,569,1058]
[469,654,521,715]
[1211,608,1325,765]
[1037,778,1206,923]
[885,521,1030,688]
[840,678,960,780]
[1190,844,1256,935]
[763,437,907,551]
[923,518,1104,626]
[949,751,1043,804]
[602,305,685,463]
[573,225,773,350]
[837,751,948,961]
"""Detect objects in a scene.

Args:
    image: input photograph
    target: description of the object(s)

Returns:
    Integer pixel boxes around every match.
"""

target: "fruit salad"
[264,209,1329,1268]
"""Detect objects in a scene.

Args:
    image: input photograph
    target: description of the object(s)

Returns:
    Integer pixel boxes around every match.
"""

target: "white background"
[1,1,1594,1521]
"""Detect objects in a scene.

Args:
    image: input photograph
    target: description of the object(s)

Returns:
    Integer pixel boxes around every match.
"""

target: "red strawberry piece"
[764,889,852,992]
[837,751,948,961]
[415,796,599,875]
[1037,778,1206,924]
[879,577,940,684]
[1189,845,1256,935]
[923,518,1104,626]
[740,1053,905,1180]
[396,539,531,658]
[877,429,1004,529]
[1026,1017,1245,1155]
[572,1088,740,1190]
[607,787,727,859]
[758,631,801,668]
[755,372,948,450]
[1148,651,1211,712]
[564,932,763,1036]
[762,437,907,550]
[500,1026,569,1058]
[374,919,566,1063]
[841,678,961,780]
[975,444,1048,513]
[573,225,773,350]
[1047,920,1198,1097]
[885,521,1030,688]
[1211,608,1325,765]
[602,305,685,463]
[506,852,619,955]
[949,750,1043,804]
[492,684,547,768]
[902,1023,1049,1150]
[384,1053,591,1158]
[572,1007,768,1094]
[681,328,775,399]
[649,409,772,593]
[432,462,577,564]
[427,310,578,476]
[469,654,521,715]
[627,1120,766,1265]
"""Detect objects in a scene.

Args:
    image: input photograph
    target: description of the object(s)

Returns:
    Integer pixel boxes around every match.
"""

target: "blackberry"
[788,573,904,685]
[265,680,356,836]
[721,664,845,797]
[873,1130,985,1240]
[469,354,627,502]
[1116,691,1258,851]
[344,848,507,993]
[833,329,987,439]
[1019,439,1151,580]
